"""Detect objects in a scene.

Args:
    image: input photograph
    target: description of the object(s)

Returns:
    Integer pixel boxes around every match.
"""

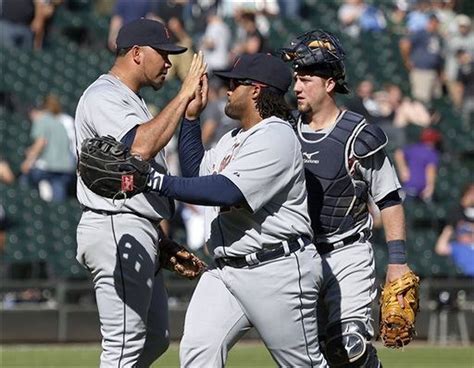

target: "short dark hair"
[116,46,133,57]
[255,89,291,120]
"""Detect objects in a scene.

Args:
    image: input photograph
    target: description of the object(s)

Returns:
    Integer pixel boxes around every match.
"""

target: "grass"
[0,342,473,367]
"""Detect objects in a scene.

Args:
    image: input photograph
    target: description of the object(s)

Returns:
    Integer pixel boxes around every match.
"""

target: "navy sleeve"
[376,190,402,210]
[179,118,204,177]
[160,174,246,207]
[120,125,138,148]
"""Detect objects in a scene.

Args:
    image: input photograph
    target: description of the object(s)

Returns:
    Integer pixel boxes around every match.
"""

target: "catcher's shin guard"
[324,320,382,368]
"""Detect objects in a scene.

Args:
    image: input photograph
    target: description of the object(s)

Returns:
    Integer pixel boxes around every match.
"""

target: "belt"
[215,236,312,269]
[316,231,368,255]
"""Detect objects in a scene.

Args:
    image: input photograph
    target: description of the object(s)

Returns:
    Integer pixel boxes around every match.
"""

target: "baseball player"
[74,19,206,367]
[145,53,328,367]
[280,30,415,367]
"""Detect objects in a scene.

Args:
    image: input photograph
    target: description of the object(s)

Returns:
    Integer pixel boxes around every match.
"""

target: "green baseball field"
[1,342,472,367]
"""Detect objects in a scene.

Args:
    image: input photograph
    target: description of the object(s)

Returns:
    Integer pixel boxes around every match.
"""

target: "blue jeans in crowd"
[0,20,33,49]
[22,168,75,203]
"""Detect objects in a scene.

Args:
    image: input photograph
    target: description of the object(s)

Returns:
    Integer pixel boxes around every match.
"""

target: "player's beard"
[296,99,311,114]
[224,100,242,120]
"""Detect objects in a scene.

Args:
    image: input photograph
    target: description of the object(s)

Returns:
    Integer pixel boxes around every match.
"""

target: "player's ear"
[326,77,337,94]
[131,45,143,65]
[251,85,262,99]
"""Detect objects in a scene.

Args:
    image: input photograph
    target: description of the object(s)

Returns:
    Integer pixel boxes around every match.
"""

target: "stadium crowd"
[0,0,472,288]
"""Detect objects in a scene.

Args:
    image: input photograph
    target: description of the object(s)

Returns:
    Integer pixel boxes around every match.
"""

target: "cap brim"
[213,70,246,80]
[152,44,187,55]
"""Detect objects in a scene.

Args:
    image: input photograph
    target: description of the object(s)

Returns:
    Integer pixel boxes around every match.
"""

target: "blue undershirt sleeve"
[160,174,246,207]
[178,118,204,177]
[376,190,402,210]
[120,125,138,148]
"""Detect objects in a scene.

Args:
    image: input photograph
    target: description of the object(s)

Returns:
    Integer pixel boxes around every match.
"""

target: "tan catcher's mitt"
[379,271,420,348]
[159,238,207,280]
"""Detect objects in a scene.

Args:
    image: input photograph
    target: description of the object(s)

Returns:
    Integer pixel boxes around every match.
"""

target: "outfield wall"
[1,279,473,344]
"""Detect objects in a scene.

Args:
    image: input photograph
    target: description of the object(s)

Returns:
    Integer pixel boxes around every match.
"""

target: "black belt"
[316,232,366,255]
[215,236,312,269]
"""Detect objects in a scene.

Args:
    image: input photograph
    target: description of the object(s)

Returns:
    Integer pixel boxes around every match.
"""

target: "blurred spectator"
[394,128,441,202]
[405,0,431,34]
[435,182,474,277]
[178,0,218,34]
[181,204,206,252]
[219,0,279,33]
[374,83,431,152]
[20,95,76,202]
[0,157,14,253]
[338,0,386,37]
[0,0,60,50]
[432,0,456,37]
[151,0,186,23]
[387,0,409,35]
[376,83,432,128]
[338,0,366,38]
[0,158,15,270]
[200,78,239,149]
[444,15,474,107]
[0,158,15,185]
[400,14,444,105]
[344,80,383,124]
[93,0,115,16]
[359,3,387,33]
[231,11,268,60]
[107,0,153,51]
[29,94,76,162]
[165,17,194,81]
[454,49,474,129]
[31,0,61,49]
[0,0,33,48]
[277,0,301,19]
[200,11,231,74]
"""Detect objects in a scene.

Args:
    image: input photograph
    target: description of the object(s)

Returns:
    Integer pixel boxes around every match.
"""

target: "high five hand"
[185,73,209,120]
[180,51,207,103]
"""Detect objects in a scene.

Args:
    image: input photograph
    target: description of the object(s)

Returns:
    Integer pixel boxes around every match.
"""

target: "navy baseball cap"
[214,53,293,93]
[116,19,187,54]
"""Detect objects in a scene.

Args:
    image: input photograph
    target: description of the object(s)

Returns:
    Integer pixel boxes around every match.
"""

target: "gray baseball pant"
[76,211,169,368]
[180,244,328,368]
[318,240,378,338]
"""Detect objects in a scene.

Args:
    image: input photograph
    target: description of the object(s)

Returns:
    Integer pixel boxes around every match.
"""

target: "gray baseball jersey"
[200,116,313,258]
[180,116,328,367]
[75,74,171,367]
[75,74,173,221]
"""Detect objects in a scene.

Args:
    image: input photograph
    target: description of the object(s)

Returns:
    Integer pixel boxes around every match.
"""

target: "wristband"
[147,169,164,192]
[387,240,407,264]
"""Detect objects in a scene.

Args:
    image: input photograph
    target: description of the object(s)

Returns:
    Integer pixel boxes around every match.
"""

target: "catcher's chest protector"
[298,111,370,236]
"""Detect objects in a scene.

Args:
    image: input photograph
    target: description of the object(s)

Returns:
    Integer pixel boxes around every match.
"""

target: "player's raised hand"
[185,73,209,120]
[179,51,207,101]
